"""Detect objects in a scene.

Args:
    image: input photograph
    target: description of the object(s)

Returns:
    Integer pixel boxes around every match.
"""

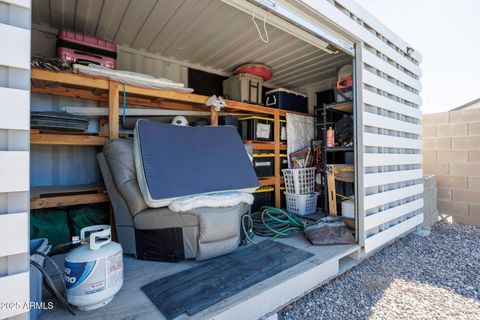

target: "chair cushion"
[134,120,259,207]
[102,139,148,216]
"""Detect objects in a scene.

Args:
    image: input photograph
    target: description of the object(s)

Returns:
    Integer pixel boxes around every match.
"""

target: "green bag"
[69,207,108,237]
[30,209,70,247]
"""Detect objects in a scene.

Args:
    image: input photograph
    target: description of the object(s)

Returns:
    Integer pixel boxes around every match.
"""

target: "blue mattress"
[134,120,259,207]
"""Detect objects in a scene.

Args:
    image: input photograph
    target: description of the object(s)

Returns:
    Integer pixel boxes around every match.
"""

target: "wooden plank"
[0,151,29,193]
[326,166,337,215]
[210,106,218,126]
[274,111,281,208]
[0,272,30,318]
[31,133,107,146]
[364,199,424,231]
[364,183,423,211]
[0,212,28,257]
[109,81,120,139]
[0,87,30,130]
[30,193,109,210]
[243,141,287,151]
[364,214,423,253]
[30,184,105,197]
[259,177,276,187]
[31,69,109,89]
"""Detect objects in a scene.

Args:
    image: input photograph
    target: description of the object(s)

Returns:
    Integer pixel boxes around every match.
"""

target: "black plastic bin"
[252,153,275,177]
[252,187,275,212]
[265,88,308,113]
[239,116,273,141]
[280,154,288,174]
[280,187,286,209]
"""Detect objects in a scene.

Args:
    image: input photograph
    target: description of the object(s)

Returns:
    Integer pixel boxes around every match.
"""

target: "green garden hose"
[242,206,307,243]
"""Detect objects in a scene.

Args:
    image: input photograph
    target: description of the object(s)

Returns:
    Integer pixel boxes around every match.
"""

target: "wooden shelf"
[31,131,108,146]
[244,140,287,151]
[30,69,302,208]
[31,69,310,117]
[326,146,354,152]
[323,101,353,113]
[30,184,109,209]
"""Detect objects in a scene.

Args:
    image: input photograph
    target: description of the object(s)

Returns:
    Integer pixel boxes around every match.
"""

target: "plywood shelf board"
[30,184,108,209]
[30,69,301,209]
[31,132,107,146]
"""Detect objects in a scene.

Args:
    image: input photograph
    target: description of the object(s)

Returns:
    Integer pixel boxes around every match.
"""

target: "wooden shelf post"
[109,81,120,139]
[274,110,281,208]
[210,106,218,126]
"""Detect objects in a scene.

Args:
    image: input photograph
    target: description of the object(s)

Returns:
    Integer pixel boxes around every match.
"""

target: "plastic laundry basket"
[285,192,319,216]
[30,238,51,320]
[282,168,316,194]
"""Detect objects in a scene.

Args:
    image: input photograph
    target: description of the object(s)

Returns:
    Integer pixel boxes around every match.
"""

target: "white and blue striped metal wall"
[300,0,423,253]
[0,0,31,319]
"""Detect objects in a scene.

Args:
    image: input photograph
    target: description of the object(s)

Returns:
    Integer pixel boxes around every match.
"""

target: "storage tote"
[280,119,287,141]
[238,116,273,141]
[265,88,308,113]
[252,153,275,178]
[282,167,316,194]
[280,154,288,174]
[223,73,263,105]
[252,187,275,212]
[285,192,319,216]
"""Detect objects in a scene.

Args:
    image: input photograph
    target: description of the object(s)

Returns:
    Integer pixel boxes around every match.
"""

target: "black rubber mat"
[141,240,314,320]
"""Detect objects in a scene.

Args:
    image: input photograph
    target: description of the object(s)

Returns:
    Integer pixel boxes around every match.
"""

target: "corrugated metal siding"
[0,0,31,318]
[31,0,350,88]
[300,0,423,252]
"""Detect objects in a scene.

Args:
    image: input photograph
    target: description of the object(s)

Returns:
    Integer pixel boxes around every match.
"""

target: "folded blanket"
[168,192,253,213]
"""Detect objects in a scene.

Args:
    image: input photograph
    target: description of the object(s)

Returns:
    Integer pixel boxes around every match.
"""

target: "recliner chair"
[97,139,250,262]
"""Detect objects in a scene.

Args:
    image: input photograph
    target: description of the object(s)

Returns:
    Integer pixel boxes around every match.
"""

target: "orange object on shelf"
[327,127,335,147]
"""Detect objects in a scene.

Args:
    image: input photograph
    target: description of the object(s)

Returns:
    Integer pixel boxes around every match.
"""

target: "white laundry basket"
[284,192,319,216]
[282,168,316,194]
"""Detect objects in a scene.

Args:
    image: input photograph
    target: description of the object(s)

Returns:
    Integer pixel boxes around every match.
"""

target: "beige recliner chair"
[97,139,250,262]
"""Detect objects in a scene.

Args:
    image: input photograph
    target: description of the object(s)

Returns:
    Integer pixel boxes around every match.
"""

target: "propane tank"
[327,127,335,147]
[64,225,123,311]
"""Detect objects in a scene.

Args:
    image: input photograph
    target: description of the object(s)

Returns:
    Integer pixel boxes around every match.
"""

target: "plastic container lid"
[265,88,307,98]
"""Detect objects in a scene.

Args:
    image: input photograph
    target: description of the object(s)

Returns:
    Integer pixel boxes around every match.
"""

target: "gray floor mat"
[141,240,314,320]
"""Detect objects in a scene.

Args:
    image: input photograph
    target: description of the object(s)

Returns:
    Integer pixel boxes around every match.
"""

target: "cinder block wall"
[423,109,480,226]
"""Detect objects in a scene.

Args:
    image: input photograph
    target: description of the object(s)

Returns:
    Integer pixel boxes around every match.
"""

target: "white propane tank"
[64,225,123,311]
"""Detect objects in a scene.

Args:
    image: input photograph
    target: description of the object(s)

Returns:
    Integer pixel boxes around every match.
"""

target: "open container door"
[297,0,424,254]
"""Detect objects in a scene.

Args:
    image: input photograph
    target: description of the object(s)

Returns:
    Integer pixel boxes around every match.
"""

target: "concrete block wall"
[422,175,438,229]
[423,108,480,226]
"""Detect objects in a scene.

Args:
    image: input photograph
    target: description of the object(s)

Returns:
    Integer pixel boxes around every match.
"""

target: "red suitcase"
[56,29,117,69]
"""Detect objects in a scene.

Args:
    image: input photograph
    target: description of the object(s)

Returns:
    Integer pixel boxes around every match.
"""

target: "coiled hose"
[242,206,307,243]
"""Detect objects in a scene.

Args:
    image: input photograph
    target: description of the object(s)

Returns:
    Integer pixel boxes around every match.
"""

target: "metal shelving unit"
[315,101,354,214]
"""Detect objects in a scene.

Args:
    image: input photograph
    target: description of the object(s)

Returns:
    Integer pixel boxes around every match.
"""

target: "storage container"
[280,119,287,141]
[280,154,288,174]
[265,88,308,113]
[336,65,353,102]
[252,153,275,178]
[238,116,273,141]
[280,187,286,208]
[341,199,354,218]
[285,192,319,216]
[30,238,51,320]
[219,115,239,129]
[282,167,316,194]
[223,73,263,105]
[252,187,275,212]
[57,29,117,69]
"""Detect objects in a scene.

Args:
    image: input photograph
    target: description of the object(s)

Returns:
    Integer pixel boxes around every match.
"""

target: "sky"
[357,0,480,114]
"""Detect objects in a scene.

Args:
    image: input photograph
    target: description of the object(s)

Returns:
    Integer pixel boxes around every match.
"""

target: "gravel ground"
[280,221,480,320]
